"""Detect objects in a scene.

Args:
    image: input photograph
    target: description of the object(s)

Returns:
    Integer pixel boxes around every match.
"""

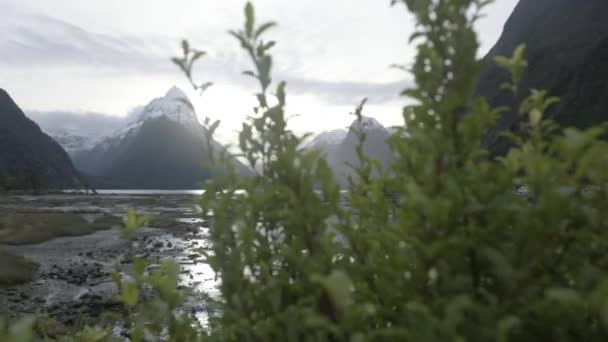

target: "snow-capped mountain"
[342,117,389,146]
[326,116,393,186]
[347,116,387,134]
[28,110,125,158]
[129,86,199,128]
[302,129,347,156]
[73,86,251,189]
[106,86,200,146]
[47,129,99,156]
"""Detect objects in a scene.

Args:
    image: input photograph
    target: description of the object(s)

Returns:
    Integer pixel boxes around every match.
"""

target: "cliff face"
[0,89,80,189]
[478,0,608,154]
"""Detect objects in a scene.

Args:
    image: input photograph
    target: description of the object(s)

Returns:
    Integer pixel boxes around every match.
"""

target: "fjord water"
[65,189,205,195]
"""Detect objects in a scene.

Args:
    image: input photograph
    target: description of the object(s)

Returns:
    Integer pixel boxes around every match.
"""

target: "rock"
[477,0,608,155]
[0,89,81,188]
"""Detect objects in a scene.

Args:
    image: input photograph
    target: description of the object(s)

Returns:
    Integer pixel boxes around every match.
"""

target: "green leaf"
[312,270,354,310]
[255,21,277,39]
[529,109,542,126]
[77,326,108,342]
[6,316,35,342]
[229,30,249,48]
[546,288,585,307]
[121,209,149,240]
[243,70,257,78]
[257,41,276,56]
[210,120,221,135]
[276,81,286,106]
[181,39,190,55]
[133,257,148,277]
[121,281,139,307]
[497,316,520,342]
[258,55,272,89]
[245,2,255,37]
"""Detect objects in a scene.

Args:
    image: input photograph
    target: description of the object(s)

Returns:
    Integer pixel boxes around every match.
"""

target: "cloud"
[0,11,172,74]
[285,78,409,105]
[1,0,518,142]
[27,110,127,138]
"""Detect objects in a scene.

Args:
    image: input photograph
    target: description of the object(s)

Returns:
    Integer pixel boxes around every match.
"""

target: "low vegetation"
[0,250,38,286]
[0,211,119,246]
[146,215,184,230]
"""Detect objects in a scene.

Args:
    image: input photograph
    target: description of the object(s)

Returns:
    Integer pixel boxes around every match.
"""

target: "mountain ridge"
[477,0,608,154]
[0,88,81,189]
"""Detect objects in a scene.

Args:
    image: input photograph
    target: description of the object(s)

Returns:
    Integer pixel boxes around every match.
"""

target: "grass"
[0,249,38,286]
[0,210,183,287]
[0,211,122,286]
[147,216,184,230]
[0,210,120,245]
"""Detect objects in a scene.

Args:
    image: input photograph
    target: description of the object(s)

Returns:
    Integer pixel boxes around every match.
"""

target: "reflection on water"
[142,224,219,327]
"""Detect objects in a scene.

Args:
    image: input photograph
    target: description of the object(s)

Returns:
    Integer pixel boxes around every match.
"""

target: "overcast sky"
[0,0,518,144]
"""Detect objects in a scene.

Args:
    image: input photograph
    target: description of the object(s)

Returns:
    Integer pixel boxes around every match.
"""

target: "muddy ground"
[0,193,217,331]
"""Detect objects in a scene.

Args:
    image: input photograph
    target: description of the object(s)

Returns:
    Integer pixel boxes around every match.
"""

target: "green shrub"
[3,0,608,340]
[175,1,608,340]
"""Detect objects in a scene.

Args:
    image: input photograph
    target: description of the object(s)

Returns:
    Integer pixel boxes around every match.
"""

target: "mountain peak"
[106,87,200,142]
[164,86,188,100]
[136,87,198,125]
[348,116,385,133]
[303,129,347,149]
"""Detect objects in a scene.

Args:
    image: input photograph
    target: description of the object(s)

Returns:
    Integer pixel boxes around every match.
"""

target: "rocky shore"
[0,193,216,335]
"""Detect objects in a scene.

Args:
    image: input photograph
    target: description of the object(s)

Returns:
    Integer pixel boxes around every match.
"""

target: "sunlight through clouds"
[1,0,518,144]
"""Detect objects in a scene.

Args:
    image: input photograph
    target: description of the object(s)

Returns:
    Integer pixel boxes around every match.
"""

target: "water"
[0,193,216,328]
[64,189,205,195]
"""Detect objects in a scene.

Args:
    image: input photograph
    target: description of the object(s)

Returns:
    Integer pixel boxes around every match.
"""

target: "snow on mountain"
[49,129,99,155]
[302,129,347,150]
[303,117,387,152]
[104,86,200,145]
[323,116,393,186]
[135,86,199,127]
[28,110,125,157]
[347,116,387,135]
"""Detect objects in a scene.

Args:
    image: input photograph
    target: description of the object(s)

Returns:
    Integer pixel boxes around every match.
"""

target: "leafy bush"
[177,0,608,340]
[2,0,608,340]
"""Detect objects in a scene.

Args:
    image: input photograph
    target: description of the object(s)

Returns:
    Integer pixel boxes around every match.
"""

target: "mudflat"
[0,193,216,334]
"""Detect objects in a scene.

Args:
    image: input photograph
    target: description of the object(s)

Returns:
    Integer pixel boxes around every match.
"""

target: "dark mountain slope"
[324,117,393,186]
[477,0,608,154]
[100,118,213,189]
[0,89,80,188]
[73,87,252,189]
